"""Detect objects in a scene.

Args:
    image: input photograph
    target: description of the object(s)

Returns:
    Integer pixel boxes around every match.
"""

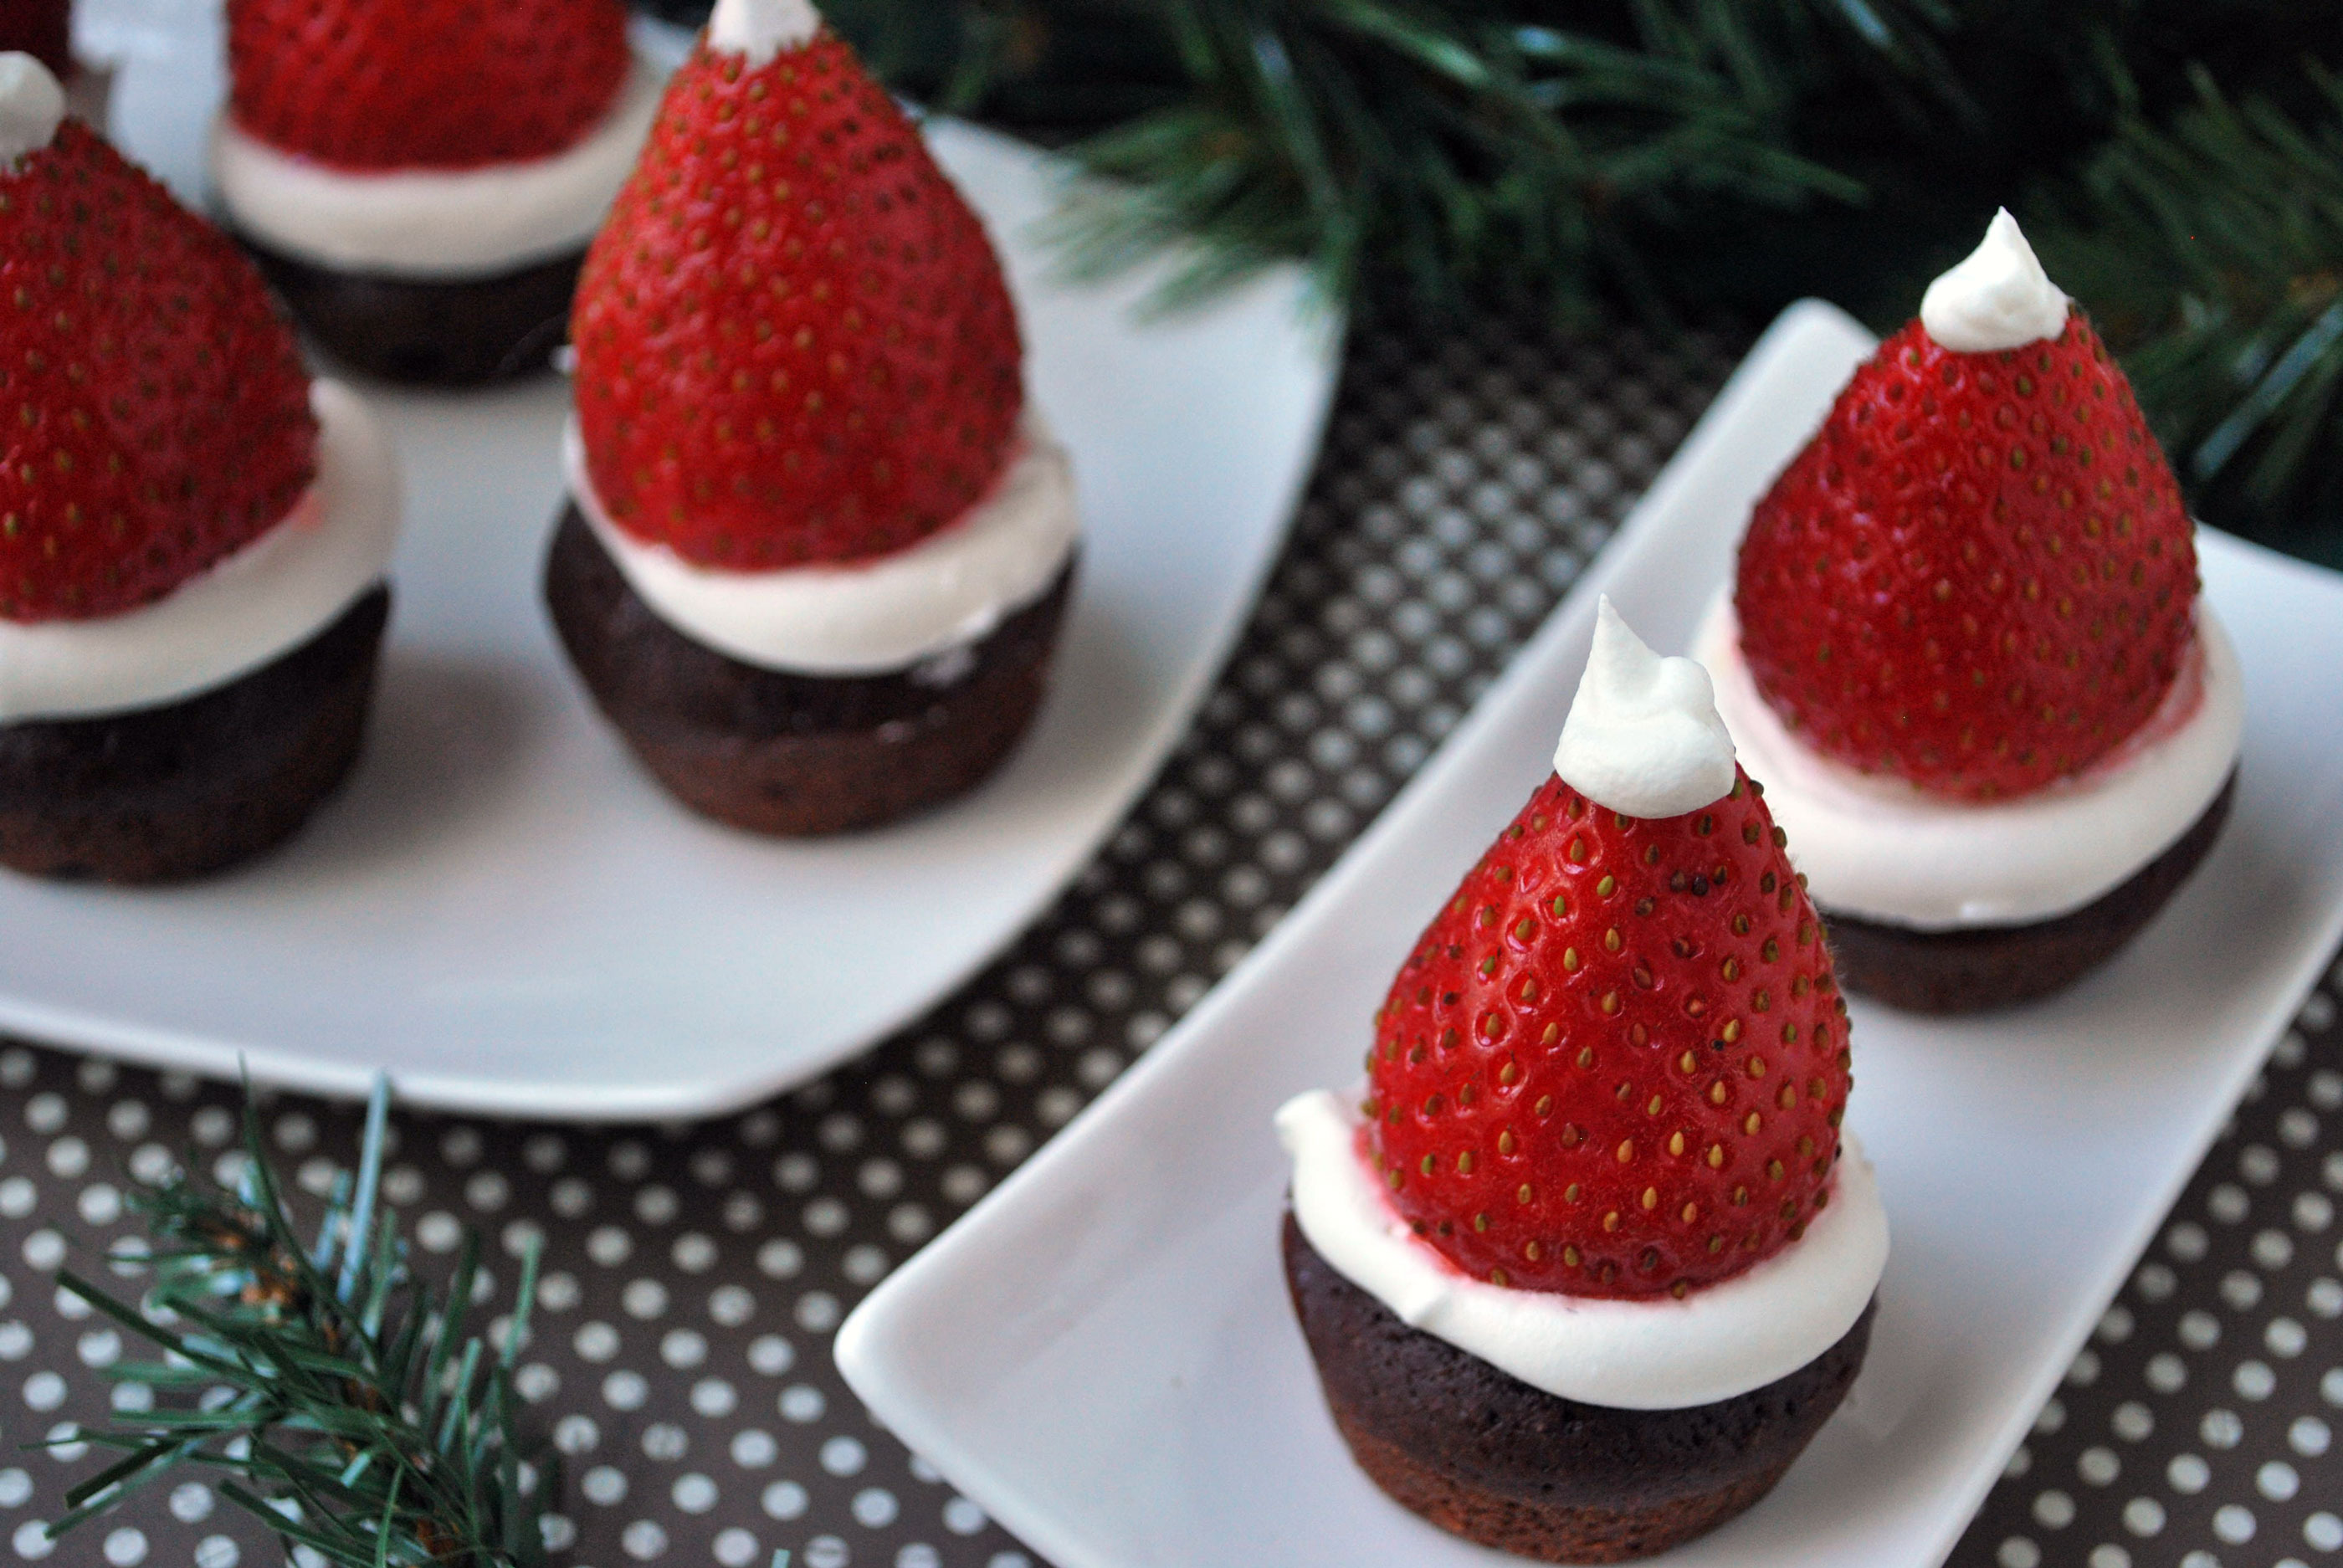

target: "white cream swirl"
[1279,1090,1889,1410]
[0,51,65,164]
[1920,208,2069,354]
[1697,592,2243,929]
[1553,597,1737,818]
[0,382,400,723]
[709,0,822,64]
[565,412,1080,676]
[208,57,663,280]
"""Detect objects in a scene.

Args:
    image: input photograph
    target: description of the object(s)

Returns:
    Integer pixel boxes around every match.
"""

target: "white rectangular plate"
[0,26,1340,1120]
[837,300,2343,1568]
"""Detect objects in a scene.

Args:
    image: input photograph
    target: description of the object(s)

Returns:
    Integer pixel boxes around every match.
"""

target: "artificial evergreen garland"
[641,0,2343,557]
[2036,64,2343,565]
[48,1082,554,1567]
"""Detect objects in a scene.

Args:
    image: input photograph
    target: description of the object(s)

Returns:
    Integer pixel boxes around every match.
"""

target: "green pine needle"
[1040,0,1894,320]
[2031,63,2343,548]
[45,1078,553,1568]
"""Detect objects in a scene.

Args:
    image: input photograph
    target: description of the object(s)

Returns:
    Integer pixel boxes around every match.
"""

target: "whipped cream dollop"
[710,0,823,64]
[1552,597,1737,818]
[1920,208,2069,354]
[1279,1090,1889,1409]
[0,382,400,723]
[566,412,1080,675]
[1697,593,2243,929]
[210,59,663,280]
[0,52,66,164]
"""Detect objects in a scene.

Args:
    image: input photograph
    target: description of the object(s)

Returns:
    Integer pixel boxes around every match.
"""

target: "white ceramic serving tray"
[837,300,2343,1568]
[0,20,1338,1120]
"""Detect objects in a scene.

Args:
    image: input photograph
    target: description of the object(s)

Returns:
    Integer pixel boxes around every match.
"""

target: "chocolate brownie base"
[0,587,390,884]
[1823,769,2236,1014]
[1282,1213,1874,1564]
[238,237,582,387]
[543,506,1073,837]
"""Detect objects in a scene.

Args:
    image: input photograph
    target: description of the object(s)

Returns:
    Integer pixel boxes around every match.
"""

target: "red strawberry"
[227,0,634,172]
[1735,314,2198,801]
[1364,769,1850,1300]
[570,22,1024,570]
[0,120,316,623]
[0,3,73,79]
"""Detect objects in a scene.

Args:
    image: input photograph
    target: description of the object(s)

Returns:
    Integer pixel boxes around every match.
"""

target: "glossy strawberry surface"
[1736,316,2198,801]
[1365,770,1850,1300]
[228,0,633,171]
[0,124,315,623]
[572,30,1024,571]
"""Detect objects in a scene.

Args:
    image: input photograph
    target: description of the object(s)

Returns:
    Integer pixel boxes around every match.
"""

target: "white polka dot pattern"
[1955,966,2343,1568]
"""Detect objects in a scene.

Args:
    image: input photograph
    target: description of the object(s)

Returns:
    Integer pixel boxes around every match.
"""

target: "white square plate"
[0,21,1338,1120]
[836,301,2343,1568]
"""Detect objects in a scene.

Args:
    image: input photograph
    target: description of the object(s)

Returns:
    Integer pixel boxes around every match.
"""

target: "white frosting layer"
[209,58,663,280]
[0,52,66,163]
[1279,1090,1889,1410]
[1920,209,2069,354]
[1697,593,2243,929]
[0,382,400,722]
[566,412,1080,675]
[1554,597,1736,818]
[710,0,821,64]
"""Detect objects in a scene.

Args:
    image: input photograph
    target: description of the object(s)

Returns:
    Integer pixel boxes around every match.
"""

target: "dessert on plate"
[0,54,401,883]
[1279,601,1889,1563]
[212,0,660,385]
[545,0,1079,837]
[1700,210,2242,1012]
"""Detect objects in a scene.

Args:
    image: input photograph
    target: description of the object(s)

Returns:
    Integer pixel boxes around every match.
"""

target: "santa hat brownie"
[543,0,1080,837]
[1700,210,2243,1012]
[570,0,1023,569]
[0,54,401,883]
[211,0,659,385]
[1279,602,1887,1562]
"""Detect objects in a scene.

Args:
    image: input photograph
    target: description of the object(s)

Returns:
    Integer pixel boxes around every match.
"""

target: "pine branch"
[1043,0,1927,320]
[2031,62,2343,547]
[818,0,1189,135]
[47,1079,554,1568]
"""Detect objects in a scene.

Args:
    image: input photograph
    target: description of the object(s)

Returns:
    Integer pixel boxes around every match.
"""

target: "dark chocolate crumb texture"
[0,587,390,884]
[238,236,583,387]
[543,507,1071,837]
[1822,770,2236,1014]
[1284,1214,1874,1564]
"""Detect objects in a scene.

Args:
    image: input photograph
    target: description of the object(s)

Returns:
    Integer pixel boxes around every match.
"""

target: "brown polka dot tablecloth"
[0,314,2335,1568]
